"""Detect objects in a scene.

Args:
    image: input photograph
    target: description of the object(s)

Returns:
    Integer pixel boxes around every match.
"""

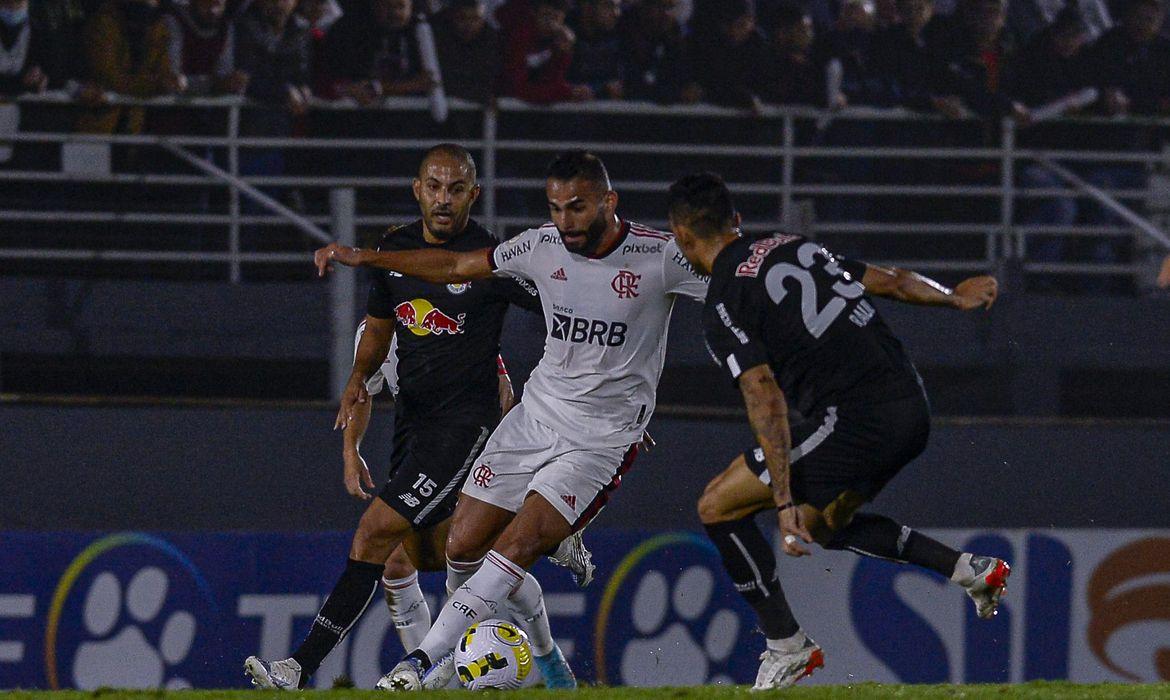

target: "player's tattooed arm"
[739,364,813,556]
[860,264,998,311]
[314,242,493,283]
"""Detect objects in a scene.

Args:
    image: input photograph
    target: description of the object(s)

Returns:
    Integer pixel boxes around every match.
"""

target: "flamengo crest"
[611,270,641,298]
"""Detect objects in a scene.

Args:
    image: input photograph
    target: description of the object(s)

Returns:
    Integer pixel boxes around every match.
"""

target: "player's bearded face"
[414,159,479,241]
[558,206,609,254]
[548,179,615,255]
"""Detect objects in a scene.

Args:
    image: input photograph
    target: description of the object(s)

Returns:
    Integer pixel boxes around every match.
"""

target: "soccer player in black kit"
[245,144,580,689]
[667,173,1009,690]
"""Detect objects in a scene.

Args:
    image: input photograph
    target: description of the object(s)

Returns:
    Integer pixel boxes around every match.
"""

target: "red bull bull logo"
[395,299,466,336]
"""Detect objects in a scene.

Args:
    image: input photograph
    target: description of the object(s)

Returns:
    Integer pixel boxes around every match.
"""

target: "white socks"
[446,556,484,596]
[419,550,525,663]
[438,553,556,658]
[950,552,976,585]
[766,630,808,653]
[507,570,555,657]
[382,573,432,652]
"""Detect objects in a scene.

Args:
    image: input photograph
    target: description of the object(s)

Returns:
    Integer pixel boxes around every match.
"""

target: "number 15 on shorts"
[398,473,437,508]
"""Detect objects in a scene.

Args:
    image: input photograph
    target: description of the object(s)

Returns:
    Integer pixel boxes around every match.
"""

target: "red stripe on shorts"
[571,443,639,533]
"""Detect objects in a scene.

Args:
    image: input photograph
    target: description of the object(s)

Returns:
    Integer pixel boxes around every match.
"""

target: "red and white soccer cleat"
[751,636,824,691]
[962,556,1011,619]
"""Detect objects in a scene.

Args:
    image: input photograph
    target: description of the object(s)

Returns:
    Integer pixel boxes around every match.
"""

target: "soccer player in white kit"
[314,151,708,690]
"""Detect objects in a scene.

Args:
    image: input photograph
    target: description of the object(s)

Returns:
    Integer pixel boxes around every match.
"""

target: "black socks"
[825,513,961,578]
[704,518,801,640]
[291,558,384,679]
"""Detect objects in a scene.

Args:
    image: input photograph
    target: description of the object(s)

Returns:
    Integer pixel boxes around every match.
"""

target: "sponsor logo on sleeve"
[497,239,532,264]
[671,250,710,283]
[716,303,750,345]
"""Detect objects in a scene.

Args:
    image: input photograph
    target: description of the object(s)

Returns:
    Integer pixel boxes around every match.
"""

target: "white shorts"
[460,403,639,530]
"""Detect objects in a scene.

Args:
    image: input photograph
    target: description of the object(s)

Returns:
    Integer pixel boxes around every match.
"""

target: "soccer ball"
[454,619,533,690]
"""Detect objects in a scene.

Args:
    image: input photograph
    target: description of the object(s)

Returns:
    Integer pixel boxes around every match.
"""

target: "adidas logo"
[550,267,567,281]
[561,493,577,509]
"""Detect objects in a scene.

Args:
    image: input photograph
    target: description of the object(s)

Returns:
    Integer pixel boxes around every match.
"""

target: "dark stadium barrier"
[4,276,1170,416]
[2,528,1167,688]
[3,403,1169,530]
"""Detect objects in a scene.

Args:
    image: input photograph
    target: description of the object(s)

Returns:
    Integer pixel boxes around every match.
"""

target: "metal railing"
[2,93,1169,286]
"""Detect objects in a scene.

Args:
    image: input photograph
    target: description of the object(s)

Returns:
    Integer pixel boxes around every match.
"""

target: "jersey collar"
[583,219,630,260]
[711,235,742,274]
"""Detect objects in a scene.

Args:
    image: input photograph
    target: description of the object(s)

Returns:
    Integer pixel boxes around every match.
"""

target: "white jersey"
[354,321,399,396]
[490,220,708,447]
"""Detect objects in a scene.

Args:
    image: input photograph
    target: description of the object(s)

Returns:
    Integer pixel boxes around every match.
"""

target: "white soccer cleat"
[751,637,824,691]
[420,652,455,690]
[244,656,302,690]
[547,531,596,588]
[376,657,425,691]
[962,555,1011,619]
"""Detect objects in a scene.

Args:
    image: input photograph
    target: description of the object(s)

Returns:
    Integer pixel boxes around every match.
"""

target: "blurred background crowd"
[3,0,1170,295]
[2,0,1168,124]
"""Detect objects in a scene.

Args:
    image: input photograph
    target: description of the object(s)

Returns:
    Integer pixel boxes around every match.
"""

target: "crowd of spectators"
[1,0,1168,288]
[1,0,1169,125]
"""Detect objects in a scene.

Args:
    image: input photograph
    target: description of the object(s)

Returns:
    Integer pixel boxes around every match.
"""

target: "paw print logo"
[72,567,197,689]
[619,565,742,686]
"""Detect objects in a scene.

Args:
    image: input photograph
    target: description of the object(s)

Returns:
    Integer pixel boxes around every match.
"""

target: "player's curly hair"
[545,150,612,189]
[667,172,736,237]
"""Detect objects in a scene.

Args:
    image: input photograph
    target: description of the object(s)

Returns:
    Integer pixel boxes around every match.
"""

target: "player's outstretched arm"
[314,241,493,283]
[738,364,813,557]
[859,264,998,311]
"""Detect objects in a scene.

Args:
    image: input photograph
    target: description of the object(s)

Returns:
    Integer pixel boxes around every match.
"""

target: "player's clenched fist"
[314,242,363,277]
[951,275,998,311]
[778,505,813,557]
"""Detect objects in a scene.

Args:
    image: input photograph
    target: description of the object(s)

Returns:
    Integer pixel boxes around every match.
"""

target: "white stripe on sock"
[729,532,770,598]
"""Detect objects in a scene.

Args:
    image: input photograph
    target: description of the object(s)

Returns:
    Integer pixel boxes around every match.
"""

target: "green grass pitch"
[4,684,1170,699]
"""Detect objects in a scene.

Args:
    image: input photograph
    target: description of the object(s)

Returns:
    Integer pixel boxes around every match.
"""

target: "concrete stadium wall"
[4,402,1168,531]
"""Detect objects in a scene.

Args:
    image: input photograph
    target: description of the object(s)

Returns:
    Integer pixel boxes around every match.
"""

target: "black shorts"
[379,419,492,529]
[744,392,930,510]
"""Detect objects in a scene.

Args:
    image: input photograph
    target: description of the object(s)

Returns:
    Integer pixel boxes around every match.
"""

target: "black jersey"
[703,233,922,416]
[367,219,541,424]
